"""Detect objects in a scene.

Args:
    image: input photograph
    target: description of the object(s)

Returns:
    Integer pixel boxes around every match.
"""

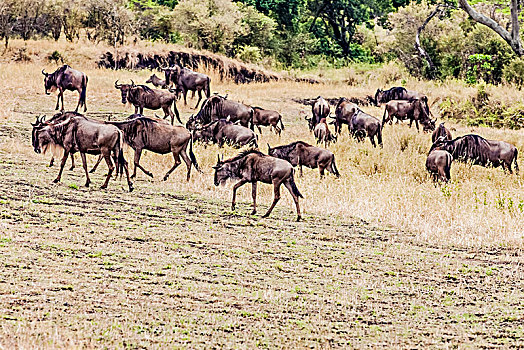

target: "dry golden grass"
[1,58,522,249]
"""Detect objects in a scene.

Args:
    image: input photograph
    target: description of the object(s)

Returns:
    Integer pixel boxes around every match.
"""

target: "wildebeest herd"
[32,65,520,221]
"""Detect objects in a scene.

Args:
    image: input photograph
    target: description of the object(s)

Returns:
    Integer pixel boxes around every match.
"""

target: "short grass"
[0,41,523,347]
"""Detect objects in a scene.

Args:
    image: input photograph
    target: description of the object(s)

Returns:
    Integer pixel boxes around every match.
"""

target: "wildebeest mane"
[224,149,265,163]
[269,141,311,158]
[376,87,407,104]
[433,134,491,165]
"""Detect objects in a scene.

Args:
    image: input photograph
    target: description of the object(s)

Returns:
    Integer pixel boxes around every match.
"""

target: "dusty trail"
[0,151,522,348]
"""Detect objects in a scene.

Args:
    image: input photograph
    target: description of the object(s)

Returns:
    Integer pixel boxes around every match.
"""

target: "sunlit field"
[0,39,523,347]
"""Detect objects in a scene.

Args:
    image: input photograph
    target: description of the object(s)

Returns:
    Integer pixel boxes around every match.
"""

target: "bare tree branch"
[459,0,523,56]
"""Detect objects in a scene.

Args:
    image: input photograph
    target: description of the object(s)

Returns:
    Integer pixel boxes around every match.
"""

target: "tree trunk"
[415,5,444,78]
[459,0,523,56]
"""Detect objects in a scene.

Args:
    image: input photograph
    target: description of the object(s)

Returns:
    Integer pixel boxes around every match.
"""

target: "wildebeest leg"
[89,155,103,173]
[49,156,54,167]
[319,163,325,179]
[53,150,69,183]
[75,88,81,113]
[251,182,257,215]
[69,153,75,170]
[163,153,181,181]
[299,164,303,177]
[179,148,192,181]
[231,179,248,211]
[132,148,153,178]
[183,88,188,106]
[414,119,420,131]
[283,180,301,221]
[370,135,376,148]
[100,152,114,189]
[173,102,181,124]
[80,152,91,187]
[257,125,263,135]
[262,180,282,218]
[195,89,203,109]
[55,89,62,110]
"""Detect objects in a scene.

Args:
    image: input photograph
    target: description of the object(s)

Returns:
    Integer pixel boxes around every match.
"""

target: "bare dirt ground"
[0,62,523,348]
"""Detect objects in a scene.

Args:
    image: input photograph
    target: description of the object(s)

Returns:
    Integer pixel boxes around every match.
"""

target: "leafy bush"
[503,58,524,89]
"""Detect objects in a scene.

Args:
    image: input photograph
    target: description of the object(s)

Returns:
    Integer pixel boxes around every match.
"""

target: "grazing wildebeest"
[309,96,330,130]
[187,95,253,130]
[114,80,181,125]
[145,74,168,89]
[42,65,88,112]
[375,86,428,105]
[382,99,436,132]
[213,150,303,221]
[430,135,519,174]
[267,141,340,178]
[94,115,200,181]
[31,115,76,170]
[31,113,133,191]
[349,110,383,147]
[252,107,285,135]
[432,122,452,143]
[314,118,337,147]
[333,97,359,134]
[426,150,453,182]
[162,64,211,109]
[193,119,257,148]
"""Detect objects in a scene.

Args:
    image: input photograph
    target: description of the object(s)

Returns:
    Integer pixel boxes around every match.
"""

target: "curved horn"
[41,115,46,122]
[41,69,48,76]
[130,80,135,87]
[114,80,121,88]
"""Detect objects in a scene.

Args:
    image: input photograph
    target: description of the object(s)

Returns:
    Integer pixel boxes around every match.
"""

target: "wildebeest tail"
[249,108,254,131]
[189,134,202,173]
[513,148,519,174]
[279,115,285,130]
[116,131,126,177]
[381,107,387,130]
[80,75,88,110]
[205,77,211,98]
[289,170,303,198]
[377,123,383,146]
[331,154,340,177]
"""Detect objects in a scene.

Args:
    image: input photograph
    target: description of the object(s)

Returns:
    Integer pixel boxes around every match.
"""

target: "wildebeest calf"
[213,150,303,221]
[193,119,257,148]
[432,122,452,143]
[314,118,337,147]
[350,110,383,147]
[426,150,453,182]
[252,107,285,135]
[268,141,340,178]
[145,74,168,89]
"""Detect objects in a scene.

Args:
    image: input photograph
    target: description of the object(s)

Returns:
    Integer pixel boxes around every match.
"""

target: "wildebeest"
[375,87,427,106]
[426,150,453,182]
[314,118,337,147]
[432,122,452,143]
[309,96,330,130]
[430,135,519,174]
[162,64,211,109]
[252,107,285,135]
[193,119,257,148]
[333,97,359,134]
[382,99,436,132]
[31,113,133,191]
[94,115,200,181]
[267,141,340,178]
[42,65,88,112]
[349,110,383,147]
[114,80,181,125]
[213,150,303,221]
[187,95,253,130]
[145,74,168,89]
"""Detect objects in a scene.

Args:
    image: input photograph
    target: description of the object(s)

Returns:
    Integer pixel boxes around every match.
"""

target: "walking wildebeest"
[42,65,88,112]
[426,150,453,182]
[349,110,383,147]
[187,95,253,130]
[432,122,452,143]
[252,107,285,135]
[333,97,359,134]
[31,115,76,170]
[145,74,168,89]
[31,113,133,191]
[114,80,181,125]
[314,118,337,147]
[162,64,211,109]
[213,150,303,221]
[193,119,257,148]
[267,141,340,178]
[382,99,436,132]
[309,96,330,130]
[94,115,200,181]
[430,135,519,174]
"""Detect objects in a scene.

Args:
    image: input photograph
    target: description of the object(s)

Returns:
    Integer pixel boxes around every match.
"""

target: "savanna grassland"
[0,39,523,348]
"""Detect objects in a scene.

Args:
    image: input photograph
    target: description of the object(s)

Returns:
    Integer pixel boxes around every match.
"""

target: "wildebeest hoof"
[69,166,75,171]
[262,213,269,218]
[296,216,302,222]
[128,184,134,192]
[100,185,107,190]
[146,172,153,178]
[53,178,60,183]
[89,169,95,173]
[163,176,169,181]
[85,182,90,187]
[251,210,256,215]
[130,174,136,179]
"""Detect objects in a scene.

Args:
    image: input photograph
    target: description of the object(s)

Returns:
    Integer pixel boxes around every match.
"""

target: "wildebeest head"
[161,65,181,86]
[114,80,135,104]
[374,89,384,106]
[213,154,236,186]
[42,69,57,95]
[421,117,437,132]
[304,116,315,131]
[31,116,55,154]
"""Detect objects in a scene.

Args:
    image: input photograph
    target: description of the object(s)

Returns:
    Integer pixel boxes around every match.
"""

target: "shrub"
[503,58,524,89]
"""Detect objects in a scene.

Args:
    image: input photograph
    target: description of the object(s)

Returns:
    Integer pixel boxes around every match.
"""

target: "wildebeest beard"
[195,97,223,125]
